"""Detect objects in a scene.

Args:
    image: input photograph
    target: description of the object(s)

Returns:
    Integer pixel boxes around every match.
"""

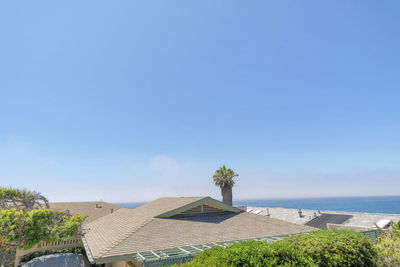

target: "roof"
[304,213,353,229]
[81,197,315,263]
[103,212,314,259]
[247,206,400,229]
[50,201,123,224]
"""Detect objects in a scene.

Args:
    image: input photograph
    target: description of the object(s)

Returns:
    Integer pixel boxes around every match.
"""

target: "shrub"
[392,221,400,231]
[376,228,400,266]
[279,229,378,267]
[178,229,378,267]
[178,240,314,267]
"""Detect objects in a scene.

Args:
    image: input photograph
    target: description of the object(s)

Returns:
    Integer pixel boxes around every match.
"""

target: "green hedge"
[280,229,378,267]
[179,240,314,267]
[178,229,378,267]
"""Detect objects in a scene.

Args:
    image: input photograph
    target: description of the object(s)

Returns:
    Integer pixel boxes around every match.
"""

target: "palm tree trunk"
[221,186,233,206]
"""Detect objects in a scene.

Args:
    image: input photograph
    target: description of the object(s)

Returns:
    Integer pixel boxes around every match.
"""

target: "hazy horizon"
[111,195,400,204]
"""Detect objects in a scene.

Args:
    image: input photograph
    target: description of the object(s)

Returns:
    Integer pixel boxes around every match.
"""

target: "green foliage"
[0,187,49,210]
[392,221,400,231]
[0,207,25,265]
[178,241,314,267]
[213,165,238,189]
[0,208,86,249]
[0,234,18,266]
[280,229,378,267]
[179,229,378,267]
[0,188,35,200]
[19,247,84,264]
[376,228,400,266]
[0,187,86,265]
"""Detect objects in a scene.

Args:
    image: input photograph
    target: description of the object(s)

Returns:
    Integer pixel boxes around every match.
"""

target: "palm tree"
[213,165,238,206]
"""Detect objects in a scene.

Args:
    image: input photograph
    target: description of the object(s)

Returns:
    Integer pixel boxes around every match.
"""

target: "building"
[50,201,124,223]
[246,206,400,231]
[16,197,316,266]
[81,197,315,267]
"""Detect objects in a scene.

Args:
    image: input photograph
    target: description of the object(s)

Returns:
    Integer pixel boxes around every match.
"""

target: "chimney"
[111,208,114,214]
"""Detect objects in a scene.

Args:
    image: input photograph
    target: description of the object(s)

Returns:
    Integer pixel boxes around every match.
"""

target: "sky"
[0,1,399,202]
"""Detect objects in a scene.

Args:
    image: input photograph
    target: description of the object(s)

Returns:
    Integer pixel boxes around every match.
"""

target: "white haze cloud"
[0,136,399,203]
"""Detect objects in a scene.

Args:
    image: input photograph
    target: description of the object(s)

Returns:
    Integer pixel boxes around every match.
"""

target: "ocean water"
[117,196,400,214]
[234,196,400,214]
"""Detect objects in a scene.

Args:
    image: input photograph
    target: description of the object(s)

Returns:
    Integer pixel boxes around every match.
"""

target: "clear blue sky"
[1,1,399,202]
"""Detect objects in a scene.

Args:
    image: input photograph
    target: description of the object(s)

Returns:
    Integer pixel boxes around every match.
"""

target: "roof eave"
[94,254,139,265]
[92,231,315,264]
[81,235,95,264]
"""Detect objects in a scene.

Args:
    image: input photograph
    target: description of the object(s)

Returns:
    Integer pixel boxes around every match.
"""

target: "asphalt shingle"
[81,197,315,261]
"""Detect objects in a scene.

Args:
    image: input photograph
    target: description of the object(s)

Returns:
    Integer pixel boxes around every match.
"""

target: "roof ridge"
[99,218,154,258]
[84,207,131,226]
[97,198,209,257]
[51,201,115,204]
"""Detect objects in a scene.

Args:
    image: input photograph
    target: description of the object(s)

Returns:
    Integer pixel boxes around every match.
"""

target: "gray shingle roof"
[82,197,207,259]
[50,201,123,224]
[81,197,315,262]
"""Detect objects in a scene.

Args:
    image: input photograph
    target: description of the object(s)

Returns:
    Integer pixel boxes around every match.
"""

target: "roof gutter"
[81,234,95,264]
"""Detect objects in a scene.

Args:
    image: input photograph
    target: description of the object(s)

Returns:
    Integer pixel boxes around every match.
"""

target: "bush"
[178,240,314,267]
[392,221,400,231]
[376,228,400,266]
[178,229,378,267]
[280,229,378,267]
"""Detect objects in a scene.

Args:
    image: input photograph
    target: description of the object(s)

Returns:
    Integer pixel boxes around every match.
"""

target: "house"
[50,201,124,223]
[81,197,315,267]
[246,206,400,231]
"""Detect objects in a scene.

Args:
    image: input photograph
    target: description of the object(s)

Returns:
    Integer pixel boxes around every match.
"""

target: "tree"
[0,188,86,266]
[0,188,49,210]
[213,165,238,206]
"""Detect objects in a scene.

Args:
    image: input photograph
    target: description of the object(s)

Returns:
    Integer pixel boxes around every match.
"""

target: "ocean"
[117,196,400,214]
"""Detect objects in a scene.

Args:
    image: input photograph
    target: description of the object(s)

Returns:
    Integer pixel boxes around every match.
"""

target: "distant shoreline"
[116,195,400,214]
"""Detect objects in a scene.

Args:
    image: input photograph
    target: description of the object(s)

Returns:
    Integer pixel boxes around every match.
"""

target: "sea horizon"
[116,195,400,214]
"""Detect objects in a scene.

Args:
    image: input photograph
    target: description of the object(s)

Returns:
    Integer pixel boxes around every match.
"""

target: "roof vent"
[298,208,304,218]
[266,208,270,216]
